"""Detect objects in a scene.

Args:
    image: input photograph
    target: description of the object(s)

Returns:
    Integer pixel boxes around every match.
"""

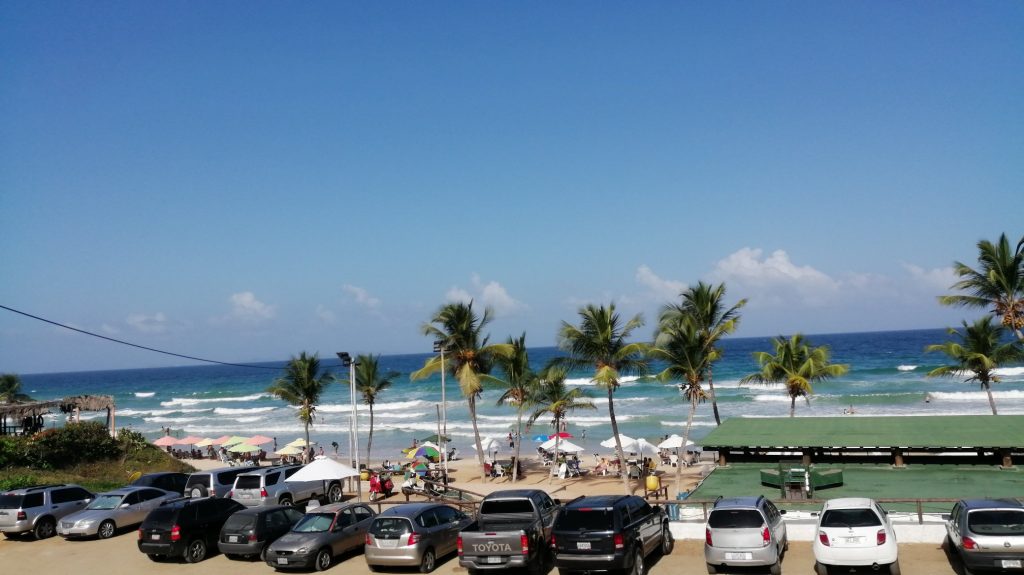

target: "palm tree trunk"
[789,396,796,418]
[984,382,999,415]
[608,387,631,495]
[303,418,311,464]
[513,409,523,484]
[707,366,722,426]
[367,403,375,466]
[469,395,487,483]
[548,417,560,484]
[678,394,697,490]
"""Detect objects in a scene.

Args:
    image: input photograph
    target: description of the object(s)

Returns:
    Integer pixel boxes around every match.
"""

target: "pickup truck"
[458,489,562,575]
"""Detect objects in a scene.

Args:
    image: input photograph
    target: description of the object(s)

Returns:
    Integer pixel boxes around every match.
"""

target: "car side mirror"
[941,514,951,521]
[811,512,819,517]
[120,503,130,509]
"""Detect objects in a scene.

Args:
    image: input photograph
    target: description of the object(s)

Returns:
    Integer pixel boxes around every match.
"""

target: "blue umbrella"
[533,434,548,442]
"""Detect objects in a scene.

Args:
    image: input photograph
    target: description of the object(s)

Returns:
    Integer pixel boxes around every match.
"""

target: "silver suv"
[229,464,337,507]
[704,496,788,575]
[184,466,250,499]
[0,484,95,539]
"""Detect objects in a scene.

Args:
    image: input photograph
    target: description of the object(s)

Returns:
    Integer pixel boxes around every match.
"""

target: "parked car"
[0,484,95,540]
[58,486,176,539]
[219,504,305,561]
[230,464,338,508]
[365,502,472,573]
[550,495,673,575]
[945,498,1024,574]
[184,466,250,499]
[137,496,246,563]
[458,489,561,574]
[812,497,899,575]
[132,472,189,495]
[704,495,788,575]
[266,501,377,571]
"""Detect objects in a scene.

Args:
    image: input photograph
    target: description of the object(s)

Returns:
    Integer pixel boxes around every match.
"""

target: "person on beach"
[508,432,514,449]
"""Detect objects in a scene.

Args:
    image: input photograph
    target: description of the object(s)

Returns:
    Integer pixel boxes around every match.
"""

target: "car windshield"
[821,508,882,528]
[223,514,256,531]
[557,509,614,532]
[370,517,412,536]
[235,476,261,489]
[87,494,125,510]
[709,509,764,529]
[0,494,24,508]
[293,513,333,533]
[968,510,1024,536]
[480,500,534,514]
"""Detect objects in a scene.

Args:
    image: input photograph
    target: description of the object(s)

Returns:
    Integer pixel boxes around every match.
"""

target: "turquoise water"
[19,328,1024,461]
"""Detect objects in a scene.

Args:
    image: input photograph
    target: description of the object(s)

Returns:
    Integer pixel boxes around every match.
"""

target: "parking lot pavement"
[1,532,958,574]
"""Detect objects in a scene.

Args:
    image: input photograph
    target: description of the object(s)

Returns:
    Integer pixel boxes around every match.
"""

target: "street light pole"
[337,352,362,502]
[433,340,448,480]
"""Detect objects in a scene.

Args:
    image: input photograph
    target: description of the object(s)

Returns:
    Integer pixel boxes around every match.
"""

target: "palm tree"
[659,282,745,425]
[348,354,399,466]
[651,316,711,489]
[411,301,514,483]
[0,373,32,403]
[553,303,649,493]
[527,367,595,481]
[939,233,1024,341]
[741,334,849,417]
[495,333,538,484]
[267,352,332,458]
[925,318,1024,415]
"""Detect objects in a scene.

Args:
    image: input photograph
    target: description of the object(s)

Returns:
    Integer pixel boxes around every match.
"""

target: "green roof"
[700,415,1024,449]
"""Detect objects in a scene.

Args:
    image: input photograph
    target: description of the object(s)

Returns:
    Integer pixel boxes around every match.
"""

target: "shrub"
[0,435,32,467]
[30,422,120,468]
[0,474,39,491]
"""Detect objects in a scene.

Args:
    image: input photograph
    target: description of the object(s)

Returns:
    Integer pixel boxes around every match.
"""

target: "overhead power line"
[0,304,282,370]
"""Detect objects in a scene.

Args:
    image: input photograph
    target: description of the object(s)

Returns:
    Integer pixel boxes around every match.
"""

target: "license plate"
[843,537,863,544]
[576,542,591,550]
[486,557,502,564]
[724,552,752,560]
[151,534,160,540]
[380,539,398,548]
[1002,560,1022,568]
[277,558,288,565]
[241,493,251,499]
[228,535,239,542]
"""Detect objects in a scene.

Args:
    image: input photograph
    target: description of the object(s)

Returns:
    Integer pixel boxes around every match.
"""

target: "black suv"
[551,495,673,575]
[137,496,245,563]
[218,504,305,561]
[132,472,189,496]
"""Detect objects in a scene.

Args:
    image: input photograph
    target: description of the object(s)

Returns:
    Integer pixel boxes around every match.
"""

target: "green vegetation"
[939,232,1024,340]
[927,318,1024,415]
[494,333,539,484]
[741,334,850,417]
[526,367,595,481]
[267,352,332,455]
[350,354,400,466]
[0,373,33,403]
[0,422,193,492]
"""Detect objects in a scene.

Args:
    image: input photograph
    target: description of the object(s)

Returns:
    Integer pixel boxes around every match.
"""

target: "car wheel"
[279,495,293,507]
[660,525,674,555]
[328,483,343,502]
[705,564,717,575]
[419,548,436,573]
[189,486,207,499]
[814,561,828,575]
[260,546,269,562]
[314,548,332,571]
[628,548,644,575]
[888,561,901,575]
[184,538,208,563]
[147,554,165,562]
[97,520,116,540]
[769,560,781,575]
[34,517,56,540]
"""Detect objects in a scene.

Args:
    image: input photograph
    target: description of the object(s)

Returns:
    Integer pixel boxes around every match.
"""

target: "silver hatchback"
[704,496,788,575]
[946,499,1024,574]
[365,503,471,573]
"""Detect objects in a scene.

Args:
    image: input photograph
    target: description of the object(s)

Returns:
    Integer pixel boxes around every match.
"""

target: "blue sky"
[2,2,1021,374]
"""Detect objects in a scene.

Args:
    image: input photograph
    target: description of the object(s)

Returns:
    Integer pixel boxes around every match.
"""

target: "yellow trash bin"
[645,474,660,492]
[360,469,370,481]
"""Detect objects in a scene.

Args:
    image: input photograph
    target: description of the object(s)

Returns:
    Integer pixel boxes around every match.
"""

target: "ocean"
[17,328,1024,462]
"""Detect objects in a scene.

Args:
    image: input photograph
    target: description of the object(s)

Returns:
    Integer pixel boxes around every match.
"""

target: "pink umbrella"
[210,435,232,445]
[179,435,205,445]
[247,435,274,445]
[153,436,180,447]
[548,432,573,439]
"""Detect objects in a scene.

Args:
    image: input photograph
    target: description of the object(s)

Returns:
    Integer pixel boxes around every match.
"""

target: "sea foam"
[134,392,156,398]
[160,393,268,407]
[897,365,917,371]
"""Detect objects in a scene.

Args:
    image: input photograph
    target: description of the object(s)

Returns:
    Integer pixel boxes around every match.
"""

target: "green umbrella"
[222,435,250,447]
[228,443,260,453]
[420,434,451,444]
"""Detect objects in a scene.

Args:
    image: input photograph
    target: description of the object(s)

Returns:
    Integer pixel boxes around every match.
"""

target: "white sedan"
[812,497,900,575]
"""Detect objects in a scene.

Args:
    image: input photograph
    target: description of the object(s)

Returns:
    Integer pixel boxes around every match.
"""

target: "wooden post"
[802,449,811,466]
[892,448,905,468]
[1001,449,1013,469]
[718,451,727,466]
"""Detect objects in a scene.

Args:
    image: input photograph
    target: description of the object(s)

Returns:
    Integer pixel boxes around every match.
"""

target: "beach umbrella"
[472,437,501,453]
[178,435,205,446]
[210,435,232,445]
[532,434,548,442]
[420,434,451,444]
[228,443,261,453]
[548,432,573,439]
[286,437,315,448]
[275,445,303,456]
[600,435,635,449]
[657,435,694,449]
[539,437,559,450]
[247,434,274,445]
[546,440,585,454]
[629,438,660,457]
[222,435,250,447]
[407,445,440,459]
[195,437,217,447]
[284,456,359,483]
[419,441,440,450]
[152,436,179,447]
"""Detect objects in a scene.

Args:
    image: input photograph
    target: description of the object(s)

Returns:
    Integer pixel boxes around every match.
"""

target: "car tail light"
[818,531,830,546]
[226,491,233,499]
[16,511,27,521]
[762,527,771,547]
[261,488,268,498]
[407,532,417,546]
[137,528,143,541]
[170,525,181,542]
[366,533,373,545]
[963,536,977,550]
[876,529,886,545]
[614,533,624,550]
[521,534,530,555]
[457,535,463,556]
[248,532,257,542]
[550,534,557,548]
[705,528,713,546]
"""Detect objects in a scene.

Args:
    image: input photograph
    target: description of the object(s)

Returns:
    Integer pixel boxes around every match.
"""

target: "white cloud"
[315,305,336,324]
[126,312,170,334]
[902,263,957,293]
[227,291,275,321]
[343,284,381,308]
[445,274,527,317]
[635,265,685,302]
[709,247,841,307]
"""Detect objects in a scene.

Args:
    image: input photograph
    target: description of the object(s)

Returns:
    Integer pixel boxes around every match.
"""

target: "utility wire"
[0,304,282,370]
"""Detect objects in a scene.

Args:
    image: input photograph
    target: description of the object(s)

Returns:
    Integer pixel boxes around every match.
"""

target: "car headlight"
[296,547,308,553]
[77,520,95,527]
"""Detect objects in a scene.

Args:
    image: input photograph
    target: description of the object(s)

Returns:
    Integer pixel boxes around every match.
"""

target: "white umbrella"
[629,438,660,457]
[546,440,585,453]
[472,437,501,452]
[419,441,440,450]
[600,435,635,449]
[284,456,359,482]
[539,437,559,451]
[657,434,695,449]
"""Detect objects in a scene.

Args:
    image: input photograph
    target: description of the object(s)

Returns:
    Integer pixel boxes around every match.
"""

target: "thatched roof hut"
[0,395,116,435]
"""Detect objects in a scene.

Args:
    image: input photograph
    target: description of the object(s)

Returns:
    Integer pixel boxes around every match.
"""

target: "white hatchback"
[812,497,900,575]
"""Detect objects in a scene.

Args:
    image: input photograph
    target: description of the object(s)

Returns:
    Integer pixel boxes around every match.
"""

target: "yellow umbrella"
[286,437,315,448]
[228,443,261,453]
[275,445,303,456]
[195,437,217,447]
